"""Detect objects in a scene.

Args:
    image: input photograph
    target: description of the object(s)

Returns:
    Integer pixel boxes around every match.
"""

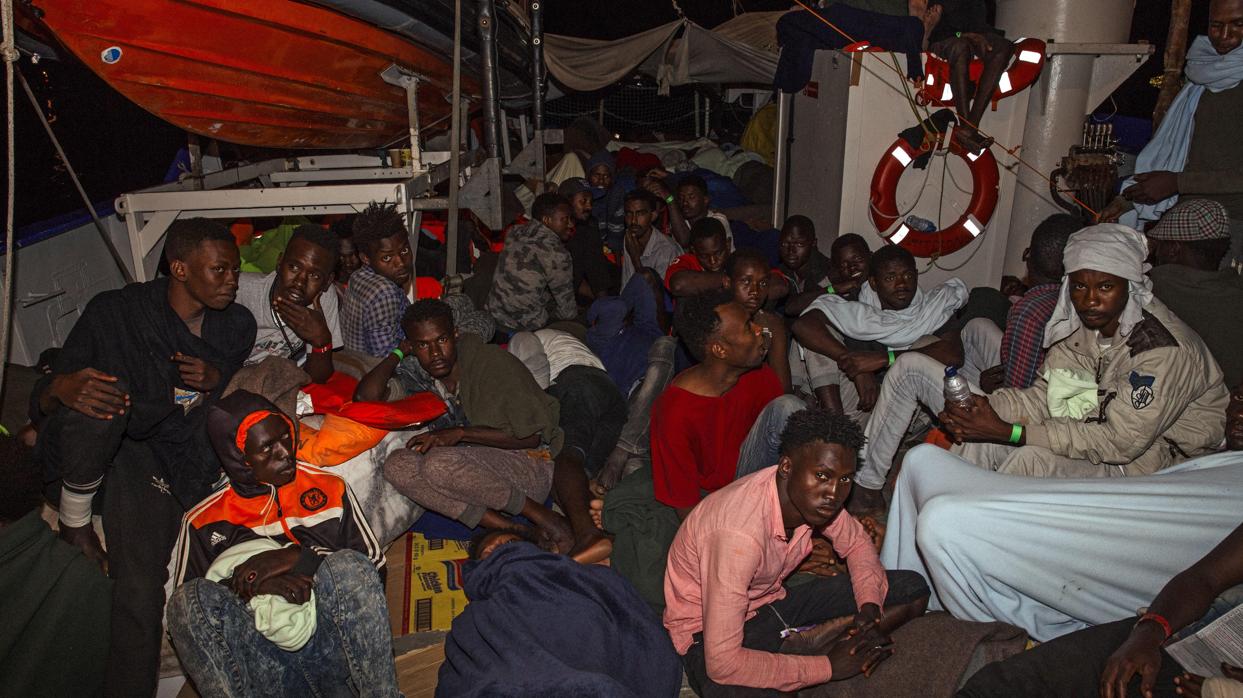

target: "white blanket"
[803,278,968,349]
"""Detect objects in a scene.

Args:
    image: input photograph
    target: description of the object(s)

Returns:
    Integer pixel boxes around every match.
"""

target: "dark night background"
[2,0,1207,229]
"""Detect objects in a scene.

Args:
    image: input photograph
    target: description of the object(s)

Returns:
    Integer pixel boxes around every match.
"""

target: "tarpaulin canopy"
[544,13,787,94]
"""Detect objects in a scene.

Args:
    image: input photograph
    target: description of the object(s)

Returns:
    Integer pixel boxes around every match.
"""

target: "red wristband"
[308,344,333,355]
[1136,612,1172,640]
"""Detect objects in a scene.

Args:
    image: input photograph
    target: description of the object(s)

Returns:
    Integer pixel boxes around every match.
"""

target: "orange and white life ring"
[868,133,1000,258]
[918,37,1046,107]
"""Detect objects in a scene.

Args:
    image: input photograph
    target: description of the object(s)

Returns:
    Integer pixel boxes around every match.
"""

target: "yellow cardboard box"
[387,533,471,635]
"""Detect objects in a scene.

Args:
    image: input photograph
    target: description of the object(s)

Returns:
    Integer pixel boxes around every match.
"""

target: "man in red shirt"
[652,289,804,518]
[665,408,929,696]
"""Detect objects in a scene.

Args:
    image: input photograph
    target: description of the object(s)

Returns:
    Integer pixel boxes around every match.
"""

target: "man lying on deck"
[939,223,1228,478]
[508,328,623,563]
[359,299,575,553]
[665,408,930,697]
[436,527,683,697]
[167,391,397,697]
[32,218,255,697]
[236,223,342,384]
[340,202,414,357]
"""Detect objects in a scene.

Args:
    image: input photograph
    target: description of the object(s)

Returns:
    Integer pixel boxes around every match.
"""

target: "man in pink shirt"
[664,408,930,696]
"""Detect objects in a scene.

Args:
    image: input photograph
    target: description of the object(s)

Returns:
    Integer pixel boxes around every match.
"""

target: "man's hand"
[642,178,672,202]
[407,426,466,453]
[624,231,645,267]
[840,352,889,380]
[50,368,129,419]
[960,32,994,57]
[939,394,1010,443]
[273,295,332,348]
[229,546,302,601]
[854,373,880,412]
[848,603,884,635]
[1000,275,1027,298]
[1176,665,1243,698]
[827,626,894,681]
[979,365,1005,394]
[59,522,109,574]
[1097,197,1131,224]
[1100,622,1166,698]
[172,352,223,392]
[253,573,314,605]
[1123,171,1179,205]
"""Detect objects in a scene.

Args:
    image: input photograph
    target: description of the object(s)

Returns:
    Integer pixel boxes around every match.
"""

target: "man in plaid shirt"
[340,203,413,357]
[979,214,1082,392]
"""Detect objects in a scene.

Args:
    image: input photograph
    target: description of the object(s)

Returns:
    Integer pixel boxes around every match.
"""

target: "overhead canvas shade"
[544,14,785,94]
[544,21,682,92]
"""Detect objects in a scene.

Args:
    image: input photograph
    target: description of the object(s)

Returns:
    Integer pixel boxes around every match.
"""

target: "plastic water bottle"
[943,366,974,410]
[905,215,938,233]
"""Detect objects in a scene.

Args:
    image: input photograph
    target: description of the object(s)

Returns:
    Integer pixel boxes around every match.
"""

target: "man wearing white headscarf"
[939,224,1228,477]
[1099,0,1243,267]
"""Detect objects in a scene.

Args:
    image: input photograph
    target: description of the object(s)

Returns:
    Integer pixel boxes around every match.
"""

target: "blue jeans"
[735,395,805,479]
[167,550,399,698]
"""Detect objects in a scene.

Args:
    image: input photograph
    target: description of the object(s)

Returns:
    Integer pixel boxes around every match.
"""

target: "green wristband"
[825,283,836,295]
[664,195,674,204]
[390,347,405,361]
[1009,424,1023,445]
[887,350,896,367]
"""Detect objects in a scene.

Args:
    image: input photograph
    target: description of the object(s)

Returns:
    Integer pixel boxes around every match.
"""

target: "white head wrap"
[1043,224,1153,348]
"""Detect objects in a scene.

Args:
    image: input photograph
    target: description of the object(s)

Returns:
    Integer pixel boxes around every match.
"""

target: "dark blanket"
[437,542,682,698]
[776,6,925,93]
[33,278,256,507]
[0,511,112,698]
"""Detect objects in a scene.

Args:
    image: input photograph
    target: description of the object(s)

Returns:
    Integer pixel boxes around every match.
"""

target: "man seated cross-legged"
[665,408,930,697]
[359,299,575,552]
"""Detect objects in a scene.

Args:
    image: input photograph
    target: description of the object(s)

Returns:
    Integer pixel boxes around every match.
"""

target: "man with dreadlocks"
[340,202,415,357]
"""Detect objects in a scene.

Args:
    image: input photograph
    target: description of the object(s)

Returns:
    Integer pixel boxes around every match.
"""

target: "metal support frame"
[380,64,427,177]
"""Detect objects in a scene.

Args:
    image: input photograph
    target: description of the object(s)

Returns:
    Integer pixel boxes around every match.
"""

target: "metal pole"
[405,77,423,173]
[446,0,463,277]
[531,0,546,176]
[477,0,501,160]
[531,0,545,132]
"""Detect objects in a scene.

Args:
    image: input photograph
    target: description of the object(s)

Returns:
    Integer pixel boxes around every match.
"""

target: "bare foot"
[589,498,605,530]
[569,529,613,565]
[59,522,108,574]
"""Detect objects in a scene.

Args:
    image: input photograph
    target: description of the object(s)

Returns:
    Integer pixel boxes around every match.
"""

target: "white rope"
[1,0,20,406]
